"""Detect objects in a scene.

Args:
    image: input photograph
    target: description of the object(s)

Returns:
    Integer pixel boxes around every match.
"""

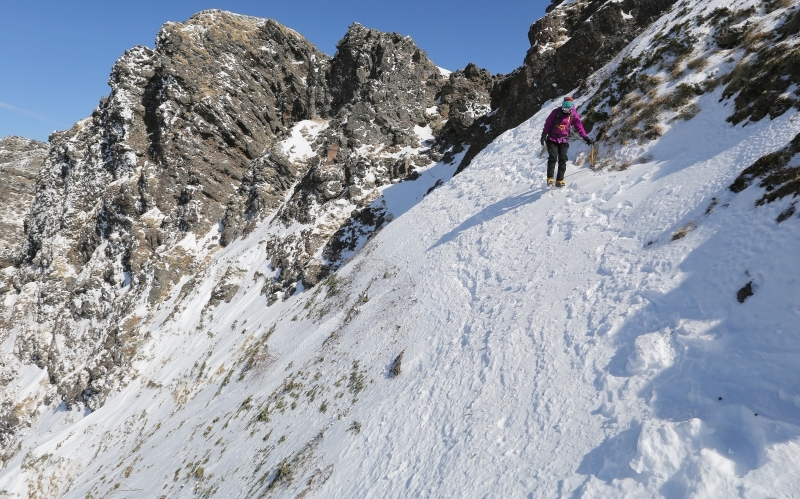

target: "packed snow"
[2,0,800,497]
[279,119,328,162]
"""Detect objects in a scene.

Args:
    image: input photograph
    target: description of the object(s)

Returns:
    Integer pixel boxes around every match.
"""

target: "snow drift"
[2,0,800,497]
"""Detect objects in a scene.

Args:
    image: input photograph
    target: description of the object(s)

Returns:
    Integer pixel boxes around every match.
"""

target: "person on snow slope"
[540,96,593,187]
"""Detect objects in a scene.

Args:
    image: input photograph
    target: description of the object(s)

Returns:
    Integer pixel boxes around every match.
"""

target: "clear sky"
[0,1,551,142]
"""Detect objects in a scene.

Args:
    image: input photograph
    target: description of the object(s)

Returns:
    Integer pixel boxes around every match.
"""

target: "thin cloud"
[0,101,64,126]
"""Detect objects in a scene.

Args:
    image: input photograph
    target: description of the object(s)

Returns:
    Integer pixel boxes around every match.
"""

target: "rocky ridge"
[455,0,681,171]
[5,0,795,467]
[3,12,335,423]
[0,10,492,457]
[255,23,452,296]
[0,136,49,461]
[0,0,799,494]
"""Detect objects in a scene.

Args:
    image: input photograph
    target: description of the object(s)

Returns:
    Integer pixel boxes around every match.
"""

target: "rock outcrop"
[326,23,443,148]
[0,137,47,272]
[2,12,338,424]
[0,137,49,462]
[456,0,680,172]
[432,63,497,163]
[259,23,451,295]
[0,11,494,450]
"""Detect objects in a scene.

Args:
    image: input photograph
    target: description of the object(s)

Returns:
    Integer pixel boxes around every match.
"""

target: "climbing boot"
[546,177,555,186]
[555,179,566,188]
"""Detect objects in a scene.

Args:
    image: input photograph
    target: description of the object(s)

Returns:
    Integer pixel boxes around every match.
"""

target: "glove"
[583,136,593,146]
[540,134,547,146]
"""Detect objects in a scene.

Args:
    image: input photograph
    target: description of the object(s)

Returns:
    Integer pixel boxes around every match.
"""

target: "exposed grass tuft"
[389,350,405,378]
[671,221,697,241]
[348,421,362,434]
[266,459,294,490]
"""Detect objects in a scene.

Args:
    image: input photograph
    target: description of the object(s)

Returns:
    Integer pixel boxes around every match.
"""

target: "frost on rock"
[0,137,48,276]
[0,9,490,456]
[4,1,800,497]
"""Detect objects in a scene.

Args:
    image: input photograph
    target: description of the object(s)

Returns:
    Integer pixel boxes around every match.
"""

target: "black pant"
[546,141,570,181]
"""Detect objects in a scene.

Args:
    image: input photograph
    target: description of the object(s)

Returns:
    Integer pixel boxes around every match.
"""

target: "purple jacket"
[543,108,588,144]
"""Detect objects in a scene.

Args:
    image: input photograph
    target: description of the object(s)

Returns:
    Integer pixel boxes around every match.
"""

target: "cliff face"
[0,137,47,272]
[0,0,686,460]
[3,12,332,423]
[0,137,48,460]
[259,23,450,295]
[0,10,493,453]
[456,0,680,171]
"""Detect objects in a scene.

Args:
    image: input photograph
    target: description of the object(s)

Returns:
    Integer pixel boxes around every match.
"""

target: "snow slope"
[3,1,800,497]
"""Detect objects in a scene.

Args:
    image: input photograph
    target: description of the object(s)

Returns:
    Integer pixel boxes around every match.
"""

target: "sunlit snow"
[2,0,800,497]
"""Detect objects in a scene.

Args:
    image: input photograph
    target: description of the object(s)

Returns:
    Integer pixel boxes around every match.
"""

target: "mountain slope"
[2,0,800,497]
[0,10,478,445]
[455,0,681,171]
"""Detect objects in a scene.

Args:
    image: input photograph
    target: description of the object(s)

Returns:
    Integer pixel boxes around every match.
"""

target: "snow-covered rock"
[0,9,487,462]
[0,136,47,270]
[2,0,800,497]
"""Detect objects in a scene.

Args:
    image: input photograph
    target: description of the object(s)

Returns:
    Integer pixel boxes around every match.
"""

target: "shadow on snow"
[427,187,548,251]
[576,198,800,494]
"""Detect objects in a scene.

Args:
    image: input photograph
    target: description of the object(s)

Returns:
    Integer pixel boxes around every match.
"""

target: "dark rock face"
[2,11,335,426]
[130,12,331,245]
[715,23,749,48]
[219,150,300,245]
[0,12,484,432]
[456,0,679,172]
[326,23,443,148]
[729,131,800,205]
[0,137,48,459]
[0,137,47,271]
[258,24,455,296]
[720,13,800,126]
[433,63,496,163]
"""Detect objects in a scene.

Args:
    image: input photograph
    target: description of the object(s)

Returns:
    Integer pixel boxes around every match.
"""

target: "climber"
[540,96,593,187]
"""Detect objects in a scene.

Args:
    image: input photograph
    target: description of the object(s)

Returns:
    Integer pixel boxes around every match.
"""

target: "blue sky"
[1,1,551,142]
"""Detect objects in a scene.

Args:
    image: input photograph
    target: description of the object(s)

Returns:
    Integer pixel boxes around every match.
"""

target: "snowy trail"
[8,101,798,497]
[306,95,800,496]
[4,0,800,496]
